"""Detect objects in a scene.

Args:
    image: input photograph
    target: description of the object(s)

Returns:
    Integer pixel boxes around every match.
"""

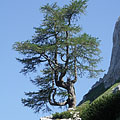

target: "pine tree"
[13,0,103,113]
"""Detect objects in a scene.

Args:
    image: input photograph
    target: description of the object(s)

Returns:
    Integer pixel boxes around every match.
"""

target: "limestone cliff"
[93,17,120,89]
[78,17,120,105]
[104,17,120,88]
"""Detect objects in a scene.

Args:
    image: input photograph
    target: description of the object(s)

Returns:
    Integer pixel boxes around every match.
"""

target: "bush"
[52,101,90,119]
[76,101,90,116]
[52,111,72,119]
[81,92,120,120]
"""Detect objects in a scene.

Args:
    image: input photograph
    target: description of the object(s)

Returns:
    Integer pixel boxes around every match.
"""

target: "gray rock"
[40,115,52,120]
[78,17,120,105]
[40,118,68,120]
[91,78,104,89]
[112,84,120,93]
[93,17,120,89]
[68,108,75,111]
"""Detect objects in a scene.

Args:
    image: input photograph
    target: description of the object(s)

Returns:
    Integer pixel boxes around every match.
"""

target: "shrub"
[52,111,72,119]
[76,101,90,116]
[52,101,90,119]
[81,92,120,120]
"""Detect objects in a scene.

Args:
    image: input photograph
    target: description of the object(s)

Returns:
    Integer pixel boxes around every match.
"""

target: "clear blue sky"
[1,0,120,120]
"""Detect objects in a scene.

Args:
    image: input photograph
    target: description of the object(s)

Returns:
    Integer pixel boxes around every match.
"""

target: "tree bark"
[67,80,76,108]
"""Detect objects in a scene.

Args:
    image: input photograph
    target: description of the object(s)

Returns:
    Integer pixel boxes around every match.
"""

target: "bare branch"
[61,54,67,62]
[72,46,77,83]
[42,54,58,71]
[49,88,68,106]
[59,30,69,82]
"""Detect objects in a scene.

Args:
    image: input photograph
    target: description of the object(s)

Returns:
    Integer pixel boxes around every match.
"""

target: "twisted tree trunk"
[67,80,76,108]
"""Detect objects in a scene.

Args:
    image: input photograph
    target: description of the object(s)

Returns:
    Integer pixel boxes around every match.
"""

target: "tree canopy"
[13,0,103,113]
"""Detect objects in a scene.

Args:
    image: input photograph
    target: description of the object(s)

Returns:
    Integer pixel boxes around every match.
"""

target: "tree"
[13,0,103,113]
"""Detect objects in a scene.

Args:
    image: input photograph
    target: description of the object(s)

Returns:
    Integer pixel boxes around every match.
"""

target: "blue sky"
[1,0,120,120]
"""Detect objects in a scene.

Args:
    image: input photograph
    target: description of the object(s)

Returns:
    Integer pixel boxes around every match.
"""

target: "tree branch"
[61,54,67,62]
[42,54,58,70]
[59,31,69,82]
[72,46,77,83]
[49,88,68,106]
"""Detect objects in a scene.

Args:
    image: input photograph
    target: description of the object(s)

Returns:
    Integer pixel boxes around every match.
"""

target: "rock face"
[93,17,120,89]
[104,17,120,88]
[78,17,120,105]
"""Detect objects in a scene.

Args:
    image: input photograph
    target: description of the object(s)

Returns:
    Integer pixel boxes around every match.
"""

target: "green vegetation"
[78,82,106,105]
[79,78,120,105]
[52,111,72,119]
[81,91,120,120]
[52,100,90,119]
[52,101,90,119]
[52,82,120,120]
[95,82,120,100]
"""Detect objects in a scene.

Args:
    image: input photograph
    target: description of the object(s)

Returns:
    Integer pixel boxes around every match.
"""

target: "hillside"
[52,82,120,120]
[78,79,120,106]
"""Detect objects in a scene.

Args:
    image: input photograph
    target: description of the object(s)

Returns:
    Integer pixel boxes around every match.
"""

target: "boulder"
[112,84,120,93]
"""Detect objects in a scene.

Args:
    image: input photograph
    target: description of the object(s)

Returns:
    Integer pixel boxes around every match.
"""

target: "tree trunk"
[67,82,76,108]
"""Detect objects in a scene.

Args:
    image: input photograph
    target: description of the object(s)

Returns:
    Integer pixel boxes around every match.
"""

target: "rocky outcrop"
[78,17,120,105]
[93,17,120,89]
[40,117,81,120]
[112,84,120,93]
[104,17,120,88]
[40,110,82,120]
[40,115,72,120]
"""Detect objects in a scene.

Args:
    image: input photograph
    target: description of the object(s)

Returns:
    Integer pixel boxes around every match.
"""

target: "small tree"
[13,0,102,113]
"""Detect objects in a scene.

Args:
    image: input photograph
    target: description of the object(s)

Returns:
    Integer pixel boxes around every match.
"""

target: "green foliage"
[81,92,120,120]
[78,77,120,107]
[52,101,90,119]
[52,91,120,120]
[95,82,120,101]
[76,101,90,116]
[79,80,120,106]
[52,111,72,119]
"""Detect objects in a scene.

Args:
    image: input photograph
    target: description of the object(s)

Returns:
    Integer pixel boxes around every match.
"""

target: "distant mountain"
[78,17,120,105]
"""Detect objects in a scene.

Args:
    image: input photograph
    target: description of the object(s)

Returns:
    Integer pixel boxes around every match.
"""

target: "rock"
[104,17,120,88]
[112,84,120,93]
[92,17,120,89]
[78,17,120,105]
[40,118,72,120]
[40,115,52,120]
[91,78,104,89]
[68,108,75,111]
